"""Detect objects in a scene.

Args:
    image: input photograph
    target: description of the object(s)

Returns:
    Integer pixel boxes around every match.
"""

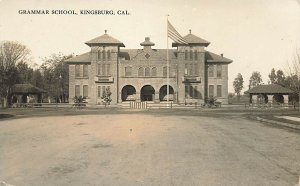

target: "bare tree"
[285,51,300,105]
[0,41,31,107]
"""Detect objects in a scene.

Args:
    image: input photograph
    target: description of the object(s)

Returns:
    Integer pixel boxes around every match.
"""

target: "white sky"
[0,0,300,92]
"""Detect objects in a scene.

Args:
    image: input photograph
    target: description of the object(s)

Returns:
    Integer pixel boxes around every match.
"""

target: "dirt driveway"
[0,114,299,186]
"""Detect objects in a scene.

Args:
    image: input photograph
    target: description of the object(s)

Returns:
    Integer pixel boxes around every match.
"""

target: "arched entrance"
[159,85,174,101]
[141,85,155,101]
[121,85,136,101]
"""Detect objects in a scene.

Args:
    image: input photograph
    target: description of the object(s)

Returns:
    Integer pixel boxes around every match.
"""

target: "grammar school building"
[65,30,232,105]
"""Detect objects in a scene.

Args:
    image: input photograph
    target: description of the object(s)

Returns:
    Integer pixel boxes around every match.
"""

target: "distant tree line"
[232,52,300,102]
[0,41,71,107]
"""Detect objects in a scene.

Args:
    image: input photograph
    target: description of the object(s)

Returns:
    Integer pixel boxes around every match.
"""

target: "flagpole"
[166,15,170,108]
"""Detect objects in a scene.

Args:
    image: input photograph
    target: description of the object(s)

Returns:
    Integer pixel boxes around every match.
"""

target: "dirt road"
[0,114,299,185]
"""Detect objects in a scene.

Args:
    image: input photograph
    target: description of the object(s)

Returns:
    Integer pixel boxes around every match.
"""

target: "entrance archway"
[141,85,155,101]
[159,85,174,101]
[121,85,136,101]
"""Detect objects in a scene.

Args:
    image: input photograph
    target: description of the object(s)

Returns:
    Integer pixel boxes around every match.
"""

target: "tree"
[268,68,276,84]
[233,73,244,99]
[101,87,112,107]
[0,41,31,107]
[285,51,300,104]
[249,71,263,89]
[268,68,286,86]
[40,53,71,103]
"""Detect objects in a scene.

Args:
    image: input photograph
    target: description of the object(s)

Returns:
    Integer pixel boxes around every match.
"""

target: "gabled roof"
[64,52,91,64]
[12,84,47,94]
[85,32,125,47]
[248,84,294,94]
[172,32,210,47]
[205,51,233,63]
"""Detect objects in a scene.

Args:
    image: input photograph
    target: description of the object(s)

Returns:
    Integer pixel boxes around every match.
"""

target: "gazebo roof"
[12,84,47,94]
[247,84,294,94]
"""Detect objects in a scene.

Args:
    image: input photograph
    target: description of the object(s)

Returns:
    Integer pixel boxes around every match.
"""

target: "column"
[136,91,141,102]
[283,95,289,106]
[267,94,273,107]
[252,95,258,106]
[154,91,160,103]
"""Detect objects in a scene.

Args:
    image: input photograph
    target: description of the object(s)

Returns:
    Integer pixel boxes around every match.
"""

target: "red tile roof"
[85,33,125,47]
[248,84,294,94]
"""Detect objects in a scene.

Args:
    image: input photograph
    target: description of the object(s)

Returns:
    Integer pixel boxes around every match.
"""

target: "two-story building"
[65,30,232,105]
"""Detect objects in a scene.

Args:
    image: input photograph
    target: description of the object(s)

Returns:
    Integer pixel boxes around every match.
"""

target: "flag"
[167,20,188,44]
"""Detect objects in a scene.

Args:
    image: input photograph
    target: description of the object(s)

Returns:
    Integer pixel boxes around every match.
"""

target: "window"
[185,85,189,98]
[138,67,144,76]
[83,85,88,97]
[98,51,101,60]
[209,85,214,97]
[217,85,222,97]
[107,64,110,76]
[75,65,80,77]
[189,86,193,98]
[107,50,111,60]
[145,67,150,77]
[83,65,88,77]
[217,65,222,78]
[194,86,198,98]
[194,51,198,60]
[75,85,80,97]
[194,64,198,75]
[101,64,105,76]
[102,50,106,60]
[208,65,214,77]
[185,50,188,60]
[163,66,167,77]
[97,64,101,75]
[189,64,193,76]
[184,64,188,75]
[190,50,193,60]
[97,86,101,97]
[151,67,157,77]
[125,66,132,76]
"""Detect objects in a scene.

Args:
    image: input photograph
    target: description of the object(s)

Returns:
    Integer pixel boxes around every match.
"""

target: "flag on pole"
[167,20,188,44]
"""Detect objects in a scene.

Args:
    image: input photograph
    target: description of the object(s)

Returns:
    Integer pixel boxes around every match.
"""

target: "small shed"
[247,84,294,105]
[11,84,47,104]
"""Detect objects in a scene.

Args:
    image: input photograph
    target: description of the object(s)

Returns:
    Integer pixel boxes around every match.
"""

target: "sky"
[0,0,300,92]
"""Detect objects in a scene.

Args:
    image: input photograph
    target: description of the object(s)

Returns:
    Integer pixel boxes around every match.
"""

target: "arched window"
[194,51,198,60]
[102,50,106,60]
[185,50,188,60]
[107,50,111,60]
[151,67,157,77]
[163,66,167,77]
[138,67,144,77]
[145,67,150,77]
[190,50,193,60]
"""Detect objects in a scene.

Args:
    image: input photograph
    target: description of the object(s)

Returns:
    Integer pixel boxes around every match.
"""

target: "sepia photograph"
[0,0,300,185]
